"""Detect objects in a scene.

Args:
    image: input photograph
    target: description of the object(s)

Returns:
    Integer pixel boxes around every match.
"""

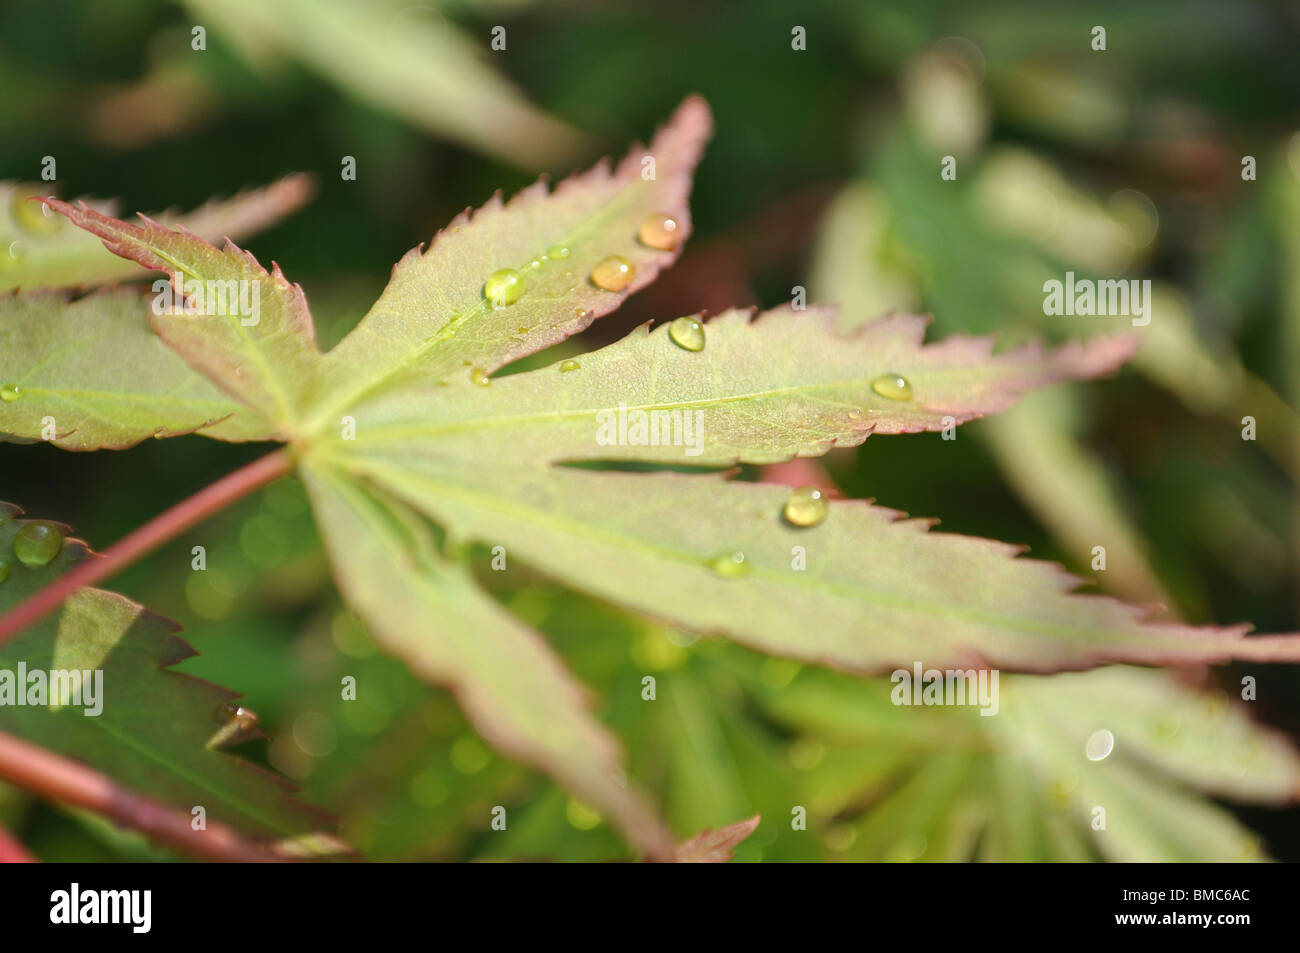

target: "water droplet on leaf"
[13,521,63,568]
[638,212,680,250]
[209,702,260,748]
[0,384,19,402]
[483,268,524,307]
[783,487,827,527]
[590,255,635,292]
[559,359,580,373]
[470,367,491,387]
[0,558,10,585]
[1085,728,1114,761]
[547,245,571,260]
[710,550,749,578]
[871,373,913,401]
[668,316,706,351]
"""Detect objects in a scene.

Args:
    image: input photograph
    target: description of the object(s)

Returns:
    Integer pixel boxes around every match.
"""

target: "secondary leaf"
[303,96,711,427]
[177,0,590,170]
[300,463,675,860]
[331,307,1139,466]
[43,197,323,433]
[0,503,328,843]
[0,289,271,449]
[0,175,312,293]
[764,664,1299,861]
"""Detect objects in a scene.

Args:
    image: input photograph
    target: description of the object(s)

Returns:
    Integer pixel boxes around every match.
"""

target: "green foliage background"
[1,0,1298,860]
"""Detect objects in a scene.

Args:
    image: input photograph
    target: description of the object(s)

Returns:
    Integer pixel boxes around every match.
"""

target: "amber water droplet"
[668,316,706,351]
[0,384,19,402]
[638,212,680,250]
[871,373,913,401]
[470,367,492,387]
[0,557,10,585]
[547,245,571,260]
[13,521,63,568]
[710,551,749,578]
[483,268,524,307]
[590,255,635,292]
[783,487,828,527]
[208,702,260,749]
[559,359,581,373]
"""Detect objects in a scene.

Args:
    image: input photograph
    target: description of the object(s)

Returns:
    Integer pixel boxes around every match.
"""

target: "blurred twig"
[0,730,281,862]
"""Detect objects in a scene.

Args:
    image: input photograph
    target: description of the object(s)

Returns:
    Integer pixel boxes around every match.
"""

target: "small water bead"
[710,550,749,578]
[209,702,260,748]
[470,367,492,387]
[1084,728,1115,762]
[547,245,571,260]
[783,486,828,527]
[870,373,913,401]
[638,212,680,251]
[668,316,706,351]
[0,557,10,584]
[590,255,635,292]
[0,384,19,402]
[483,268,524,307]
[558,359,581,373]
[13,521,63,568]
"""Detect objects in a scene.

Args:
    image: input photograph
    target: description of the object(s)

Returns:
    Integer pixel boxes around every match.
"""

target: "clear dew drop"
[871,373,913,401]
[13,521,63,568]
[547,245,571,260]
[559,359,581,373]
[590,255,635,292]
[470,367,492,387]
[710,550,749,578]
[668,315,706,351]
[0,557,10,585]
[638,212,680,250]
[0,384,19,402]
[783,486,828,527]
[1085,728,1115,762]
[483,268,524,307]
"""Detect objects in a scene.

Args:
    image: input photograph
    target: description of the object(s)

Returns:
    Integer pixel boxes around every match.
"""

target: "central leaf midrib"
[327,375,937,445]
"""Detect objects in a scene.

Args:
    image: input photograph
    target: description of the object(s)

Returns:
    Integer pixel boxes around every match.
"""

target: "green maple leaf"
[0,503,330,847]
[12,96,1300,857]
